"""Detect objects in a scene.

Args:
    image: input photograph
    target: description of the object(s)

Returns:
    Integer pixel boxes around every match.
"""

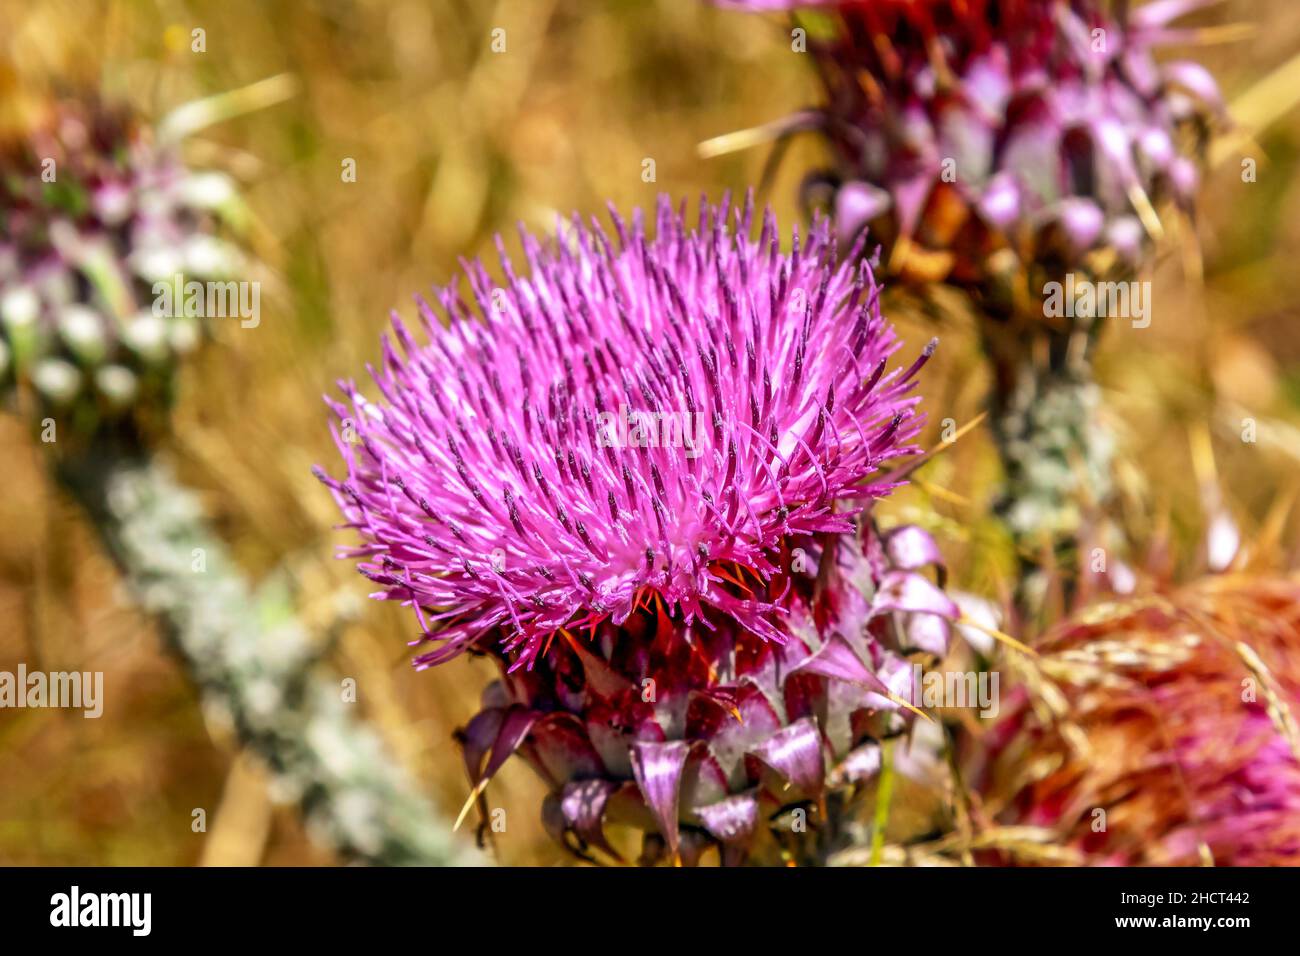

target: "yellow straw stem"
[958,615,1038,657]
[697,113,821,159]
[1212,49,1300,168]
[452,779,488,832]
[159,73,299,143]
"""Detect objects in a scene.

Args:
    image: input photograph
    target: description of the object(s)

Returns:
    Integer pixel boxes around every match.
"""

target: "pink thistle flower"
[318,195,956,862]
[319,194,933,669]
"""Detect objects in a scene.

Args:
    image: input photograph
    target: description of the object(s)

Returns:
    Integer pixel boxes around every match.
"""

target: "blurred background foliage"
[0,0,1297,865]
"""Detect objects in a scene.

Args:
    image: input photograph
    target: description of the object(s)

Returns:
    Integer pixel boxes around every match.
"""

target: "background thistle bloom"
[713,0,1226,607]
[968,574,1300,865]
[0,97,244,430]
[720,0,1221,280]
[320,195,959,863]
[0,82,478,865]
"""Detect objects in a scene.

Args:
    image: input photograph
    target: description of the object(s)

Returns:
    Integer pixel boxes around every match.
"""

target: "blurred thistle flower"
[0,96,246,429]
[318,194,962,863]
[4,82,466,866]
[716,0,1222,283]
[969,574,1300,865]
[711,0,1227,601]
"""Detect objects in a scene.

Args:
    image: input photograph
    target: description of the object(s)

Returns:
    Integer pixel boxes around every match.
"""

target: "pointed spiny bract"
[468,519,956,865]
[319,196,930,669]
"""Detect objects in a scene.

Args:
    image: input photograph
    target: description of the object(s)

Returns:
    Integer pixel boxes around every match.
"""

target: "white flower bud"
[130,244,184,283]
[95,364,139,409]
[169,315,202,355]
[123,313,170,363]
[59,305,108,364]
[180,171,236,210]
[32,357,82,404]
[1,286,40,330]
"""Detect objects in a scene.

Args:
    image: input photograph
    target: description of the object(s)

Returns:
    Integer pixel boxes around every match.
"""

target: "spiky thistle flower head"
[0,96,244,424]
[319,195,959,863]
[971,574,1300,866]
[320,194,936,670]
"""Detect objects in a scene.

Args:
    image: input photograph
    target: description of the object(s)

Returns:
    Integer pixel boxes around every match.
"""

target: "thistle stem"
[55,448,481,866]
[983,321,1113,620]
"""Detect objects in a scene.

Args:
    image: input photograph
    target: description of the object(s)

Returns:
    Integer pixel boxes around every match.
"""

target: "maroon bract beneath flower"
[465,519,955,865]
[318,195,934,671]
